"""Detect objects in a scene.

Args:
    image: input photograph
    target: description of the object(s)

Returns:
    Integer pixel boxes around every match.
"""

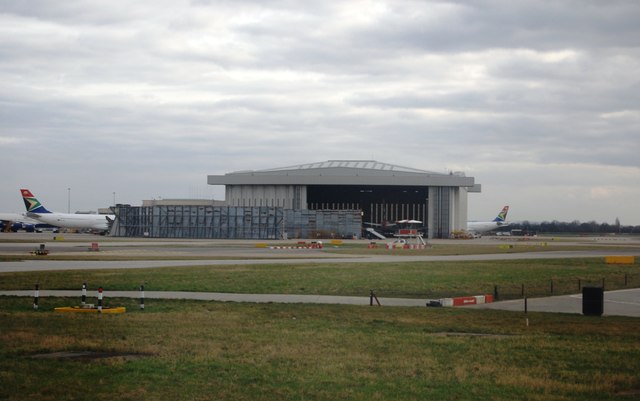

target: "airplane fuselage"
[466,221,508,234]
[27,212,113,231]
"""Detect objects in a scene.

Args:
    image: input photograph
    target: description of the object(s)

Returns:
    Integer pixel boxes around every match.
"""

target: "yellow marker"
[605,256,635,265]
[54,306,126,314]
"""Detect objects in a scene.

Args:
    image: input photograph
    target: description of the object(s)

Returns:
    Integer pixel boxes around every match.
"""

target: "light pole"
[67,188,71,213]
[113,192,116,206]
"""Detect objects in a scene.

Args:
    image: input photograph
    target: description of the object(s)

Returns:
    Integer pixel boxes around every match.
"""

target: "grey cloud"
[0,0,154,25]
[1,1,639,223]
[350,1,640,53]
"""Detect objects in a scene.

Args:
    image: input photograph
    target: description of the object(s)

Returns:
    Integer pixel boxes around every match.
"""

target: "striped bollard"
[97,287,103,313]
[33,283,39,310]
[81,282,87,306]
[139,284,145,310]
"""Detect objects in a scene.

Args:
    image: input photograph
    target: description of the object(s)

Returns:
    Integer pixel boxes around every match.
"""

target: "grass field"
[1,237,639,400]
[1,297,640,401]
[1,258,638,300]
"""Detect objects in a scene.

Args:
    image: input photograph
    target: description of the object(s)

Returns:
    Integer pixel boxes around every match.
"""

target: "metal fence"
[368,272,640,302]
[491,272,640,301]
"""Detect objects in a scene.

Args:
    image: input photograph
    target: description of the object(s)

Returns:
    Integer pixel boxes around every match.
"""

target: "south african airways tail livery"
[21,189,114,231]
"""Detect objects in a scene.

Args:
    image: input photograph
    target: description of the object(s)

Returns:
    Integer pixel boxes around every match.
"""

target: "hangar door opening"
[306,185,428,229]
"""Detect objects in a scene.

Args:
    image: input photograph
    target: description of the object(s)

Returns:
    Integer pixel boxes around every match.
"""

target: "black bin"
[582,287,604,316]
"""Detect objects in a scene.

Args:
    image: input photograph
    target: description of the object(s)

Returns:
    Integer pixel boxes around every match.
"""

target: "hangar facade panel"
[109,205,361,239]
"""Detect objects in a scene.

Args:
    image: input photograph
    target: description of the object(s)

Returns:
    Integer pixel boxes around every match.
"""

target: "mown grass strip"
[1,258,638,299]
[1,298,639,401]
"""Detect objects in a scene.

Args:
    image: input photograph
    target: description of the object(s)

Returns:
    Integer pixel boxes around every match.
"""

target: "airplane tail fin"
[493,206,509,222]
[20,189,52,214]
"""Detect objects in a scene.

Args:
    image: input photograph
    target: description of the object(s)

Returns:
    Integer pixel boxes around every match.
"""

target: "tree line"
[507,218,640,234]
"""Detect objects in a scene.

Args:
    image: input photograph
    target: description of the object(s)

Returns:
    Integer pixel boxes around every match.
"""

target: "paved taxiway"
[2,250,640,273]
[0,250,640,273]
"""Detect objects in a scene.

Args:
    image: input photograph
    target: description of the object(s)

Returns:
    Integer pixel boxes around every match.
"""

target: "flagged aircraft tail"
[20,189,52,214]
[493,206,509,222]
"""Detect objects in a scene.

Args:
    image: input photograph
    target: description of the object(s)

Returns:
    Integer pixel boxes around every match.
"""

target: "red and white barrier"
[97,287,103,313]
[439,294,494,307]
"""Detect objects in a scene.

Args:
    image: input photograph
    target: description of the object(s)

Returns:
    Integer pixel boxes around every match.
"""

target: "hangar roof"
[208,160,477,188]
[260,160,437,174]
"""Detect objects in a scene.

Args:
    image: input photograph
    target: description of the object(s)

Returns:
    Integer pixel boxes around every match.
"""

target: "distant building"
[141,199,226,207]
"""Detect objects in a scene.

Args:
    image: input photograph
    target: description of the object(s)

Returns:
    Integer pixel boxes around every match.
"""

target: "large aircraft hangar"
[207,160,479,239]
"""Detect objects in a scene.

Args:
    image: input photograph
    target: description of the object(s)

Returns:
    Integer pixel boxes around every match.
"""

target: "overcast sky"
[1,0,639,224]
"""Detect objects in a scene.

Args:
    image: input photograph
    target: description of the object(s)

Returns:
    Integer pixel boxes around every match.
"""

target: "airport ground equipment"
[30,244,49,255]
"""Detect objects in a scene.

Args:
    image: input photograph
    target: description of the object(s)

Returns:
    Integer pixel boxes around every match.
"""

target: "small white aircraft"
[21,188,114,232]
[467,206,509,235]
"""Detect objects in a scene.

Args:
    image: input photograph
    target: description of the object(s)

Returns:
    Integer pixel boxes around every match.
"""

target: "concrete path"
[2,288,639,316]
[0,290,428,307]
[468,288,640,317]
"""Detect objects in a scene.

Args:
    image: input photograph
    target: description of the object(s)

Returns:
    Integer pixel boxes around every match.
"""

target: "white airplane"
[21,188,114,232]
[467,206,509,234]
[0,212,48,232]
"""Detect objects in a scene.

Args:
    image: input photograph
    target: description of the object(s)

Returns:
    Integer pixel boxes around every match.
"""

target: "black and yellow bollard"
[33,283,39,310]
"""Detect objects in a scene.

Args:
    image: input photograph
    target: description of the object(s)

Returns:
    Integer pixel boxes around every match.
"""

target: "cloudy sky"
[1,0,639,224]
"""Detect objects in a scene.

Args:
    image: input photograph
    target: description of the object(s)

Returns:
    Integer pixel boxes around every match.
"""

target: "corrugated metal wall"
[429,187,451,239]
[284,209,362,239]
[110,206,361,239]
[110,206,284,239]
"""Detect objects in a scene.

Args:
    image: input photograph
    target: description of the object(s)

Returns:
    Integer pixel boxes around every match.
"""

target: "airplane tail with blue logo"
[21,189,52,214]
[493,206,509,222]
